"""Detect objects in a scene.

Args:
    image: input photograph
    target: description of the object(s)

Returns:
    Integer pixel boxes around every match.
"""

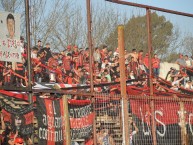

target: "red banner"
[0,90,36,102]
[68,99,91,105]
[1,108,34,136]
[36,97,66,145]
[70,113,94,129]
[69,103,94,139]
[130,100,193,125]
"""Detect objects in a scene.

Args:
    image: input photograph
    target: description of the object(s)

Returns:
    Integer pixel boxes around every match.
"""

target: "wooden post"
[118,25,129,145]
[179,101,187,145]
[62,95,71,145]
[146,8,157,145]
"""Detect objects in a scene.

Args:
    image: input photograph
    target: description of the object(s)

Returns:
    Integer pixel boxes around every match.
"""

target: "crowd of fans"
[0,39,193,92]
[0,113,32,145]
[0,39,193,145]
[165,54,193,91]
[30,41,152,85]
[0,40,156,85]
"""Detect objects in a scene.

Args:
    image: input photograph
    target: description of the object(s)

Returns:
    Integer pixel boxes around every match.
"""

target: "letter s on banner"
[155,110,166,137]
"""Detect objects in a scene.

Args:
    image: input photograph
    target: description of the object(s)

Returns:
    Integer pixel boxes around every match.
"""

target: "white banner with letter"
[0,12,22,62]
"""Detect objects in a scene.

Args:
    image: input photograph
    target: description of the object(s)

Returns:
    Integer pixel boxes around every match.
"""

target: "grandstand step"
[96,116,120,122]
[96,124,121,129]
[114,137,123,141]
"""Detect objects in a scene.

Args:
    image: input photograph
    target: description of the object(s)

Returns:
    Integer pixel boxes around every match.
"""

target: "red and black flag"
[68,100,94,140]
[1,103,34,136]
[130,99,193,145]
[36,97,66,145]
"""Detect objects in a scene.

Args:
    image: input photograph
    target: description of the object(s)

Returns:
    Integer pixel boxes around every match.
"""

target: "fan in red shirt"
[47,53,59,82]
[0,61,5,85]
[72,46,81,70]
[3,62,13,86]
[56,63,65,83]
[143,53,149,73]
[73,57,81,70]
[100,45,108,62]
[152,54,160,78]
[72,45,79,58]
[128,57,138,78]
[64,45,72,56]
[85,138,94,145]
[83,48,89,64]
[93,61,101,77]
[64,71,75,84]
[47,53,59,69]
[78,49,84,67]
[62,53,72,74]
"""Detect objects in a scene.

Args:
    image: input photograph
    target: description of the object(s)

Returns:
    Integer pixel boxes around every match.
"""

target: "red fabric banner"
[1,109,34,135]
[130,100,193,125]
[70,113,94,129]
[36,97,66,145]
[0,90,36,102]
[68,99,91,105]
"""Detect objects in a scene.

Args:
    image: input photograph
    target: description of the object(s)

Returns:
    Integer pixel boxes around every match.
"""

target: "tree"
[105,12,174,56]
[181,35,193,56]
[29,0,72,50]
[163,52,179,63]
[0,0,76,52]
[91,3,120,47]
[0,0,23,12]
[52,3,85,50]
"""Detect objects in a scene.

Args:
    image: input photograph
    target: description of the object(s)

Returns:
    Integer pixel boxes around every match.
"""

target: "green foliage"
[105,12,173,55]
[182,35,193,55]
[163,52,179,63]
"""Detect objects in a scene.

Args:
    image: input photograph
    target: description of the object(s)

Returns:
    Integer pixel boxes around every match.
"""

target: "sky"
[77,0,193,35]
[119,0,193,34]
[123,0,193,14]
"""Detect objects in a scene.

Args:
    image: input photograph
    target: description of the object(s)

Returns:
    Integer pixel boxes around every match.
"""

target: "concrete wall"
[159,62,179,79]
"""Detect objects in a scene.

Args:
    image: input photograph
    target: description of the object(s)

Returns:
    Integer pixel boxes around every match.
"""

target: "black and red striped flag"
[36,97,66,145]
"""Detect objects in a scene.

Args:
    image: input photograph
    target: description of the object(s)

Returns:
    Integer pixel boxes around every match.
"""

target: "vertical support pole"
[86,0,97,145]
[146,9,153,95]
[179,101,187,145]
[25,0,32,103]
[86,0,94,93]
[118,25,129,145]
[63,95,71,145]
[146,8,157,145]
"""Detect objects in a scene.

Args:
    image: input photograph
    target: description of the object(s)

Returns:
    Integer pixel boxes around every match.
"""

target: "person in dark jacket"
[43,42,52,62]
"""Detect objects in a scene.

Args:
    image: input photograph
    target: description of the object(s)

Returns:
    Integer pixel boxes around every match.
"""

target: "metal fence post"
[118,25,129,145]
[146,8,157,145]
[25,0,32,103]
[86,0,96,144]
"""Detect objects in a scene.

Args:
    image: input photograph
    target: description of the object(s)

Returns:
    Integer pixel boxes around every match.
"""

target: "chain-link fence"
[1,92,193,145]
[95,93,122,145]
[128,95,193,145]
